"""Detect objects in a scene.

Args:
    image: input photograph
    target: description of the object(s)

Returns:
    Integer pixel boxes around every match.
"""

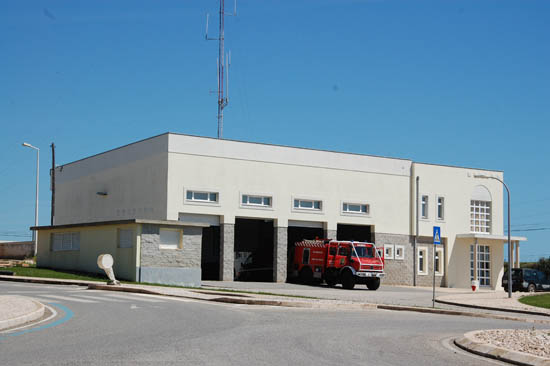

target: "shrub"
[534,257,550,276]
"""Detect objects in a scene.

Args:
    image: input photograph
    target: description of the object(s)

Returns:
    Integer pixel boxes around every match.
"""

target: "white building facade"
[46,133,525,289]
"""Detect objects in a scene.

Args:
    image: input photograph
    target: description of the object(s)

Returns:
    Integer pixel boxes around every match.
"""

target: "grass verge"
[0,266,319,300]
[518,293,550,309]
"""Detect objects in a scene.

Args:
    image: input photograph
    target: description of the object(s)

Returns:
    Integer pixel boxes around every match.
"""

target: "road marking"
[0,303,73,338]
[40,294,98,303]
[71,294,126,302]
[101,293,165,303]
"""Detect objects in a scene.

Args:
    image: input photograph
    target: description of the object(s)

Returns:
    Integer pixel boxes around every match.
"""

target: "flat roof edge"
[32,219,208,230]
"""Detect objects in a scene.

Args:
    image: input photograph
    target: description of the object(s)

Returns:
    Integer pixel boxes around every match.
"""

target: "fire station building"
[34,133,526,289]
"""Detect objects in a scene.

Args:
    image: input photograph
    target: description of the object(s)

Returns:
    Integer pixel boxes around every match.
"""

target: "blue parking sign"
[433,226,441,245]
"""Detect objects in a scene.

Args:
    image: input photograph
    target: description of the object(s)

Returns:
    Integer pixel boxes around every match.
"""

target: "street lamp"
[22,142,39,257]
[474,174,512,299]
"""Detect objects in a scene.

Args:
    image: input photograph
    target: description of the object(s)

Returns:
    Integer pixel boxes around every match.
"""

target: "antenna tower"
[206,0,236,139]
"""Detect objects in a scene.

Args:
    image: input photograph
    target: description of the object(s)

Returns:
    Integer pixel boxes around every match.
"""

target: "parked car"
[502,268,550,292]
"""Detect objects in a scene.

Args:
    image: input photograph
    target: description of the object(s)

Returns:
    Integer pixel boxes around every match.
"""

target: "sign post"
[432,226,441,308]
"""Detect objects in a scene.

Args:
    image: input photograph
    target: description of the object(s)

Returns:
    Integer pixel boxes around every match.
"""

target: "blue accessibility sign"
[433,226,441,245]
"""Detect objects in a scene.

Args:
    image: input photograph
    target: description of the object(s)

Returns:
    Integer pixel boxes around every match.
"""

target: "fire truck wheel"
[299,266,314,284]
[366,278,380,291]
[341,270,355,290]
[325,271,338,287]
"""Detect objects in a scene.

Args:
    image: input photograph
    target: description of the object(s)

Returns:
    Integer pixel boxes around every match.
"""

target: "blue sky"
[1,0,548,261]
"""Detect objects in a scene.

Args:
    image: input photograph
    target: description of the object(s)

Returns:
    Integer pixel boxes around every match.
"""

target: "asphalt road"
[0,281,545,366]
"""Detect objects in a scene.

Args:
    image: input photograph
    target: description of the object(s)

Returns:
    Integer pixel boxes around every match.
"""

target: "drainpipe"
[414,176,419,287]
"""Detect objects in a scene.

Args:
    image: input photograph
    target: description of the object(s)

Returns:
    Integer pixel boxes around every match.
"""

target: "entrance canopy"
[456,233,527,270]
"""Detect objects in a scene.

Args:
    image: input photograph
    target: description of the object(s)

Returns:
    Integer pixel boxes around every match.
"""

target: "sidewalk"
[0,296,45,331]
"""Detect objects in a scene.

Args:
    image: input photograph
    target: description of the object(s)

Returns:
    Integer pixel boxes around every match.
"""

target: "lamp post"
[22,142,39,257]
[474,174,512,299]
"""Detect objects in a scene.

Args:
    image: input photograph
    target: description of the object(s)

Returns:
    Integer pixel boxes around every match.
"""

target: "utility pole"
[206,0,236,139]
[50,143,55,226]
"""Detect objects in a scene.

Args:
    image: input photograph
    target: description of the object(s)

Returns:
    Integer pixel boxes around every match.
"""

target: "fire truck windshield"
[353,246,374,258]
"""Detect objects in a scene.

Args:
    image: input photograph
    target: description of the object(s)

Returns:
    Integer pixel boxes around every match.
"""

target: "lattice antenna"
[205,0,237,139]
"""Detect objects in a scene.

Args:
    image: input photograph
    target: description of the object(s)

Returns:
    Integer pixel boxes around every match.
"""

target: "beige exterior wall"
[167,134,412,234]
[36,224,139,281]
[412,163,504,290]
[54,135,169,225]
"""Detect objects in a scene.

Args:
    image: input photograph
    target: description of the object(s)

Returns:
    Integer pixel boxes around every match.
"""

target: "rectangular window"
[302,248,310,264]
[395,245,405,260]
[417,247,428,275]
[52,232,80,251]
[435,247,444,275]
[470,200,491,233]
[470,244,491,286]
[421,195,429,219]
[293,198,322,211]
[384,245,394,260]
[241,194,272,208]
[118,229,134,248]
[437,196,445,221]
[342,202,370,215]
[159,228,182,250]
[186,190,218,204]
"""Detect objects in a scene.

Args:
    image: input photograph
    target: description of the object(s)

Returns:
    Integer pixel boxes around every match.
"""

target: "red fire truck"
[293,239,384,290]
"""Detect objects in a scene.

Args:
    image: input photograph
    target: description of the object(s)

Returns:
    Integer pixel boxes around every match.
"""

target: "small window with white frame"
[435,247,444,276]
[293,198,322,212]
[417,246,428,275]
[394,245,405,260]
[185,189,219,204]
[342,202,370,216]
[421,195,429,219]
[436,196,445,221]
[159,228,182,250]
[384,245,394,260]
[241,194,272,209]
[51,232,80,252]
[118,228,134,248]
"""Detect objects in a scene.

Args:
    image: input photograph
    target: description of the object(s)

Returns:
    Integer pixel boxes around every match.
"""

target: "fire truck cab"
[293,239,384,290]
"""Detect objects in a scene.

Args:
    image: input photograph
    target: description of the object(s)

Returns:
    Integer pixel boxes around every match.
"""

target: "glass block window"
[159,228,182,250]
[51,232,80,251]
[118,229,134,248]
[470,200,491,233]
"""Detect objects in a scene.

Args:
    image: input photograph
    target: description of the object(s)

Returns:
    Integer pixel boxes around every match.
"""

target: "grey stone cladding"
[374,232,415,286]
[325,229,337,240]
[415,237,446,287]
[140,224,202,268]
[220,223,234,281]
[374,233,446,287]
[273,227,287,283]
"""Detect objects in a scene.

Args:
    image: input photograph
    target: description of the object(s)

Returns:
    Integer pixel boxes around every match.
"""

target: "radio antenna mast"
[206,0,236,139]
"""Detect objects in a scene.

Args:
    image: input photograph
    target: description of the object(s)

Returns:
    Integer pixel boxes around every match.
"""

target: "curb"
[0,275,101,287]
[0,299,45,332]
[436,299,550,317]
[454,331,550,366]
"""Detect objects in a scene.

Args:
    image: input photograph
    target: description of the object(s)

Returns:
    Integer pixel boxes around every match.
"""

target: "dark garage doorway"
[287,226,325,279]
[337,224,373,242]
[201,226,220,280]
[234,218,274,282]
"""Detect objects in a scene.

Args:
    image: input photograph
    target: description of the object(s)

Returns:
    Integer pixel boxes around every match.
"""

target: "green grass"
[1,266,108,282]
[518,294,550,309]
[0,266,319,299]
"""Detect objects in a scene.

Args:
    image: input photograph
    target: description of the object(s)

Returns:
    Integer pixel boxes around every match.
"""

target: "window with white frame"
[436,196,445,221]
[118,229,134,248]
[417,247,428,275]
[159,228,182,250]
[293,198,322,211]
[185,190,218,204]
[384,245,394,260]
[342,202,370,215]
[435,247,444,275]
[421,195,429,219]
[51,232,80,251]
[470,244,491,286]
[470,200,491,233]
[395,245,405,260]
[241,194,272,208]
